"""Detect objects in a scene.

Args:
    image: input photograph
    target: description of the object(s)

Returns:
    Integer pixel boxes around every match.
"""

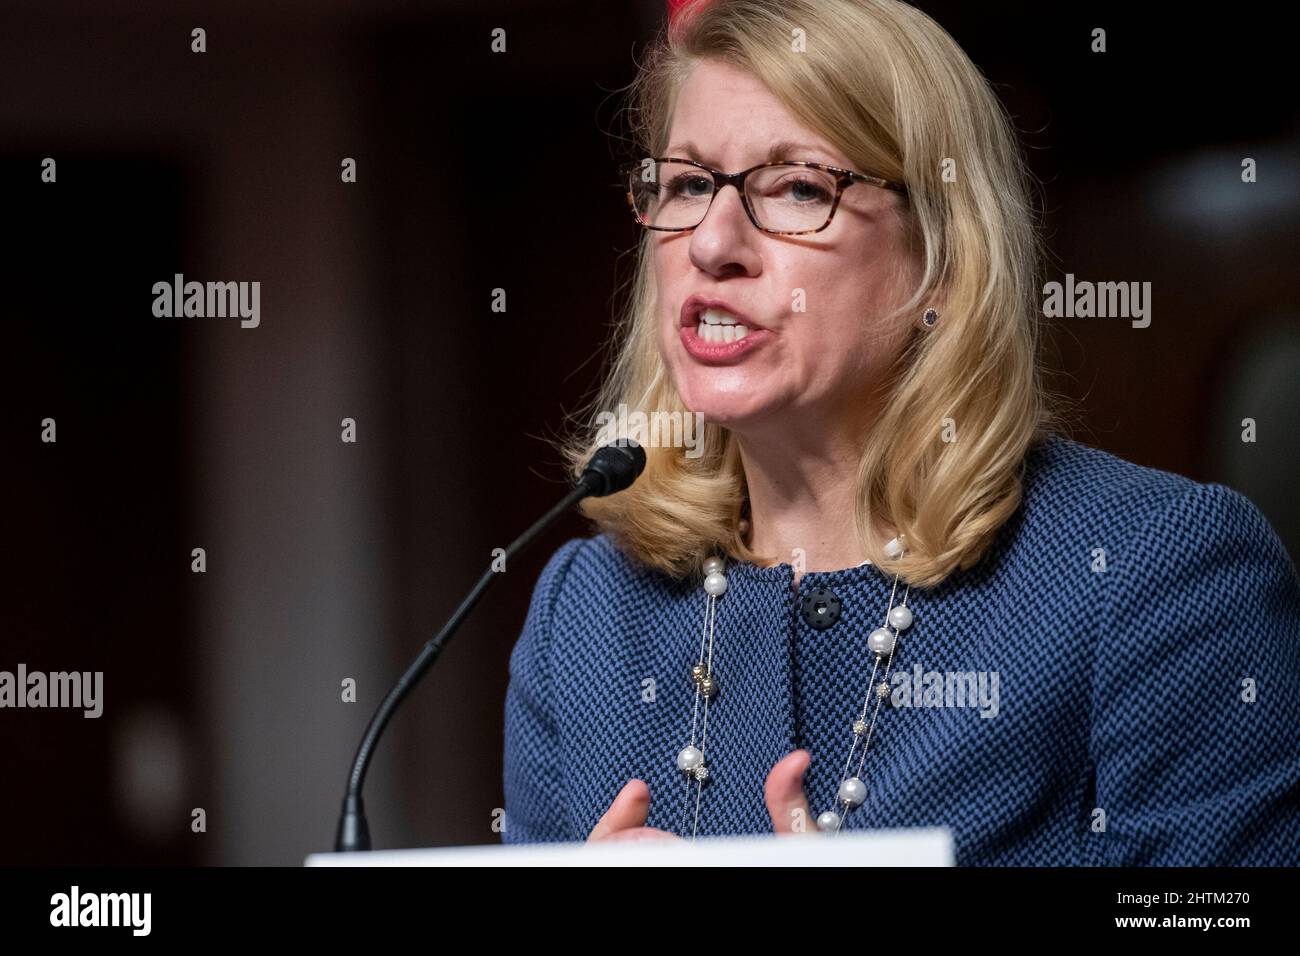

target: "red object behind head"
[668,0,710,27]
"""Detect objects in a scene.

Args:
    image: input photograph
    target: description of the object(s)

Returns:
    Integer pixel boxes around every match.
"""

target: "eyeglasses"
[620,156,907,235]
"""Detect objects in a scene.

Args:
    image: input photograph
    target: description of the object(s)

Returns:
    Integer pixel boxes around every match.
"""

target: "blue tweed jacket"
[502,433,1300,864]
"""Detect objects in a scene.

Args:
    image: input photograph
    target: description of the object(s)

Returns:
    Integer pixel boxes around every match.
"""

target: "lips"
[677,295,773,364]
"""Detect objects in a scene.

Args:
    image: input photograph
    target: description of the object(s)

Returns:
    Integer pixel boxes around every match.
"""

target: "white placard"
[305,827,953,867]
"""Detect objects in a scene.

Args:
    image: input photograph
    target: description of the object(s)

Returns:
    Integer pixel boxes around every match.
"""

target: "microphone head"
[580,439,647,497]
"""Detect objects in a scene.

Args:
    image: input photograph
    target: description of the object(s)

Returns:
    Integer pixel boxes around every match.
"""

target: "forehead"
[667,59,846,167]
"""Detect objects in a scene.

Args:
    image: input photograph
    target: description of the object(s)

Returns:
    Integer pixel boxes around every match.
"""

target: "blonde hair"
[563,0,1071,588]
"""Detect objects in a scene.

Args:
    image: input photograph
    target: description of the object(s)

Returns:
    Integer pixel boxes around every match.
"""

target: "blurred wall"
[1,0,1295,865]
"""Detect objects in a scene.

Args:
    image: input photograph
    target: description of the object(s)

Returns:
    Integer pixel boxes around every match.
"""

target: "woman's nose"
[688,185,761,277]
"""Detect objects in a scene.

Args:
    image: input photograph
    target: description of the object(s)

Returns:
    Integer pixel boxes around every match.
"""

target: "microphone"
[333,439,646,852]
[575,437,646,497]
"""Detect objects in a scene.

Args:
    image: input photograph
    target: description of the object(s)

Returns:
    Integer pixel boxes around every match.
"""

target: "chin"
[675,380,777,430]
[660,339,783,428]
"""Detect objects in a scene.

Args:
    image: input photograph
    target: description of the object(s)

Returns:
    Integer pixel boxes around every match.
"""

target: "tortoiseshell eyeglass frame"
[619,156,908,236]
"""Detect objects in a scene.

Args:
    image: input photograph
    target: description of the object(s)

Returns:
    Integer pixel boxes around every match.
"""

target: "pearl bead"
[888,605,913,630]
[702,556,725,575]
[676,745,703,772]
[838,777,867,807]
[868,627,894,655]
[884,536,905,560]
[817,810,841,832]
[703,571,728,597]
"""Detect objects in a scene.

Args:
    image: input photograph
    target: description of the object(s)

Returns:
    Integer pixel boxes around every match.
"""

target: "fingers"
[590,759,816,844]
[587,779,651,842]
[765,749,814,835]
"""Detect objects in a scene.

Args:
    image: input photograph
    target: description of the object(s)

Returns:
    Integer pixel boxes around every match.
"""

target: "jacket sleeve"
[1090,481,1300,864]
[501,538,586,844]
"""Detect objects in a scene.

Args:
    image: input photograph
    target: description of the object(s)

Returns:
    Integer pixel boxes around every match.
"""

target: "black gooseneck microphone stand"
[333,440,646,852]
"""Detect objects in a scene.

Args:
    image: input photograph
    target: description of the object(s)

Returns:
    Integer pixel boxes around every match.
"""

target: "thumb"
[765,749,815,834]
[588,779,651,841]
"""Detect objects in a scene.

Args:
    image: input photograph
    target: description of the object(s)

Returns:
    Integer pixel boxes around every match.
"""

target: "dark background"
[1,0,1296,864]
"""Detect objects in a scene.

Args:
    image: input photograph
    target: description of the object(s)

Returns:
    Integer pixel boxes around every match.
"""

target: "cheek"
[787,254,900,375]
[653,245,679,323]
[654,247,692,349]
[790,254,868,335]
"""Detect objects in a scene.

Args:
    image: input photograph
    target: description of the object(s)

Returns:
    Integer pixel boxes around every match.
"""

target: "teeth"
[701,307,740,326]
[695,307,751,344]
[695,321,751,344]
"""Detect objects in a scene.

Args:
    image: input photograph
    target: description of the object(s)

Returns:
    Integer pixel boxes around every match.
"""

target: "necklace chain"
[676,540,912,840]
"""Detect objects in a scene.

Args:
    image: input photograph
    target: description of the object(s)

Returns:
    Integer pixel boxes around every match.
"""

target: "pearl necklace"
[675,536,912,839]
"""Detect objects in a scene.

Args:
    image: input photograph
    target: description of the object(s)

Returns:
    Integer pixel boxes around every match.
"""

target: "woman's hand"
[586,750,817,842]
[586,780,685,843]
[765,749,817,834]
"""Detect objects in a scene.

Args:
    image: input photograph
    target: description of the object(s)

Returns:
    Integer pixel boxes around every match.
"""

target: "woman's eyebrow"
[766,139,832,163]
[665,141,705,161]
[663,140,835,165]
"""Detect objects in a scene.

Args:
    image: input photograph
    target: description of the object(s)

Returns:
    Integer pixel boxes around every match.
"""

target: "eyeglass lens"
[629,160,839,232]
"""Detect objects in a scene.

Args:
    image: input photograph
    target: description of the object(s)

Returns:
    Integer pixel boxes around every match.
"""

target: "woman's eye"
[784,179,831,203]
[667,175,713,198]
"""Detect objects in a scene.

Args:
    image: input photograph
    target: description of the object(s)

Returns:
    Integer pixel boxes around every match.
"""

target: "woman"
[502,0,1300,864]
